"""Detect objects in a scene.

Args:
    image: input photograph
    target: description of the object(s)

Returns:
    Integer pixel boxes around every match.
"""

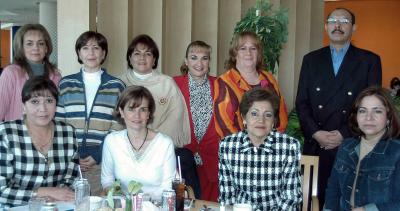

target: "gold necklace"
[34,135,53,153]
[28,123,54,155]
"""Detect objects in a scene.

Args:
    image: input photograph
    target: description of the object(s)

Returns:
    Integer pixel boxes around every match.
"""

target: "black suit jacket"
[296,44,382,154]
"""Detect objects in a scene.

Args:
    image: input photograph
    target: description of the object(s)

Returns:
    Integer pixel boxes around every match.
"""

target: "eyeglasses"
[326,18,351,25]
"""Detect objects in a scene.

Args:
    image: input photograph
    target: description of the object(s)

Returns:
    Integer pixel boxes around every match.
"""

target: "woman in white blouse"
[101,86,176,199]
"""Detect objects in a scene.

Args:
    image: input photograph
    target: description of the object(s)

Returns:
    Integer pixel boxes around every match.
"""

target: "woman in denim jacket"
[324,86,400,211]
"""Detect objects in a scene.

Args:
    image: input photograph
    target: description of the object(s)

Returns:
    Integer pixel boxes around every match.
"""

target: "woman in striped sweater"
[56,31,125,195]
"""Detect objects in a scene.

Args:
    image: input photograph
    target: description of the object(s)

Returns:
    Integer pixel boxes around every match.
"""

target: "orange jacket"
[214,68,288,139]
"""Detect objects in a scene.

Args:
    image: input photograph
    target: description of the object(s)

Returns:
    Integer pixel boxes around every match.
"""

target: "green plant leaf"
[286,109,305,149]
[234,0,288,73]
[106,180,122,209]
[107,187,115,209]
[128,180,143,194]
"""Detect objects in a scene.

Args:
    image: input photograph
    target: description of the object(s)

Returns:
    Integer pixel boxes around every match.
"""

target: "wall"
[324,0,400,88]
[57,0,96,75]
[0,29,11,67]
[56,0,325,111]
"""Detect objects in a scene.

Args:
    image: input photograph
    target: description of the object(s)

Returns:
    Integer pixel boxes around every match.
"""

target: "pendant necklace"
[128,128,149,152]
[27,122,54,156]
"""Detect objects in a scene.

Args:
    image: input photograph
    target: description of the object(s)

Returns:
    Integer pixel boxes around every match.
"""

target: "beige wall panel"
[163,0,192,76]
[279,0,298,111]
[131,0,163,73]
[192,0,218,77]
[217,0,242,75]
[310,0,324,51]
[55,0,323,111]
[278,0,322,111]
[39,2,57,64]
[292,1,312,110]
[241,0,256,18]
[97,0,130,77]
[57,0,96,76]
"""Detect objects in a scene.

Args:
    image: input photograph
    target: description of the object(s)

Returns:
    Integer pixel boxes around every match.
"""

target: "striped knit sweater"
[56,69,125,163]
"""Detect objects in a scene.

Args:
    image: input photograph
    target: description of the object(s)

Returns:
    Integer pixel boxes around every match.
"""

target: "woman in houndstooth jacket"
[218,87,302,210]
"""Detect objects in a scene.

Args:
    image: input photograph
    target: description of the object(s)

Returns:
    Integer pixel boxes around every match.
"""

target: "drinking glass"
[28,196,45,211]
[172,178,185,211]
[233,203,252,211]
[74,178,90,211]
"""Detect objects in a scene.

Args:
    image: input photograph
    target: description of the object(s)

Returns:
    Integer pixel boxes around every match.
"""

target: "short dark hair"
[126,34,159,69]
[348,86,400,140]
[327,7,356,25]
[180,40,211,75]
[390,77,400,89]
[21,76,59,104]
[75,31,108,64]
[239,87,280,125]
[113,86,156,126]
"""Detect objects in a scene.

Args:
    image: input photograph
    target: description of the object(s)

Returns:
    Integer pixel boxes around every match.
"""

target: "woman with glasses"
[218,87,302,210]
[324,86,400,211]
[0,24,61,121]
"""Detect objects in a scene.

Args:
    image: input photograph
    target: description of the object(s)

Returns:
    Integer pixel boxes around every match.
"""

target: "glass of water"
[28,196,46,211]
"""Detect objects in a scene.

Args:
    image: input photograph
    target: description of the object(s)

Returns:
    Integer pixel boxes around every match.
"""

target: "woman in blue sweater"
[56,31,125,195]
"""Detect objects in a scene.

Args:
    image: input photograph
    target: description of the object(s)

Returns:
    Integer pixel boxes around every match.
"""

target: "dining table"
[7,198,227,211]
[191,199,220,210]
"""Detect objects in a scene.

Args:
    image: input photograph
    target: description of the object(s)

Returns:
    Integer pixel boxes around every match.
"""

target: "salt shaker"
[74,178,90,211]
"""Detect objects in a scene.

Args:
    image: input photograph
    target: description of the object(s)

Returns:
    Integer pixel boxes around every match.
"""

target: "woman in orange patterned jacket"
[214,31,288,139]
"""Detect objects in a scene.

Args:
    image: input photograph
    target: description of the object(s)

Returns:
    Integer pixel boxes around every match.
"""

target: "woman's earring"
[272,124,277,132]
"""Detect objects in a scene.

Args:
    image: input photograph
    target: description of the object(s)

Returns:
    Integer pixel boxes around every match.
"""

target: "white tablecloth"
[9,201,74,211]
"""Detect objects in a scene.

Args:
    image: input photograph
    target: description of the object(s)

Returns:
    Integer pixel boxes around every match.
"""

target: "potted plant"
[107,180,143,211]
[233,0,288,74]
[285,109,305,149]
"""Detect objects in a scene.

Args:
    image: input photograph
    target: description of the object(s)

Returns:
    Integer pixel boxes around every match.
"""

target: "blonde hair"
[180,40,211,75]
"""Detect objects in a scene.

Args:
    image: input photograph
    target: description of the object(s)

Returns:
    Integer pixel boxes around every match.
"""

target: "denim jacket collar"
[343,138,390,164]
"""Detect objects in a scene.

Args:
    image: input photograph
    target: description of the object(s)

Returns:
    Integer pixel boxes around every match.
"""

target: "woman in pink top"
[0,24,61,121]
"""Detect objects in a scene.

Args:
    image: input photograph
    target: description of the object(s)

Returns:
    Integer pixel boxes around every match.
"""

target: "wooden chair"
[300,155,319,211]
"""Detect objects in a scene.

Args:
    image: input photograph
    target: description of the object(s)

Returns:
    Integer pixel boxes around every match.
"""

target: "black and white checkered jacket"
[218,130,302,210]
[0,120,79,207]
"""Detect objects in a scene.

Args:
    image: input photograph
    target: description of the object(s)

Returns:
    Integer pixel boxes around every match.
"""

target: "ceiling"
[0,0,56,26]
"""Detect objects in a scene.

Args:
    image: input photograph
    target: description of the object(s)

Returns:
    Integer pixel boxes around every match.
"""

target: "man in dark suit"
[296,7,382,209]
